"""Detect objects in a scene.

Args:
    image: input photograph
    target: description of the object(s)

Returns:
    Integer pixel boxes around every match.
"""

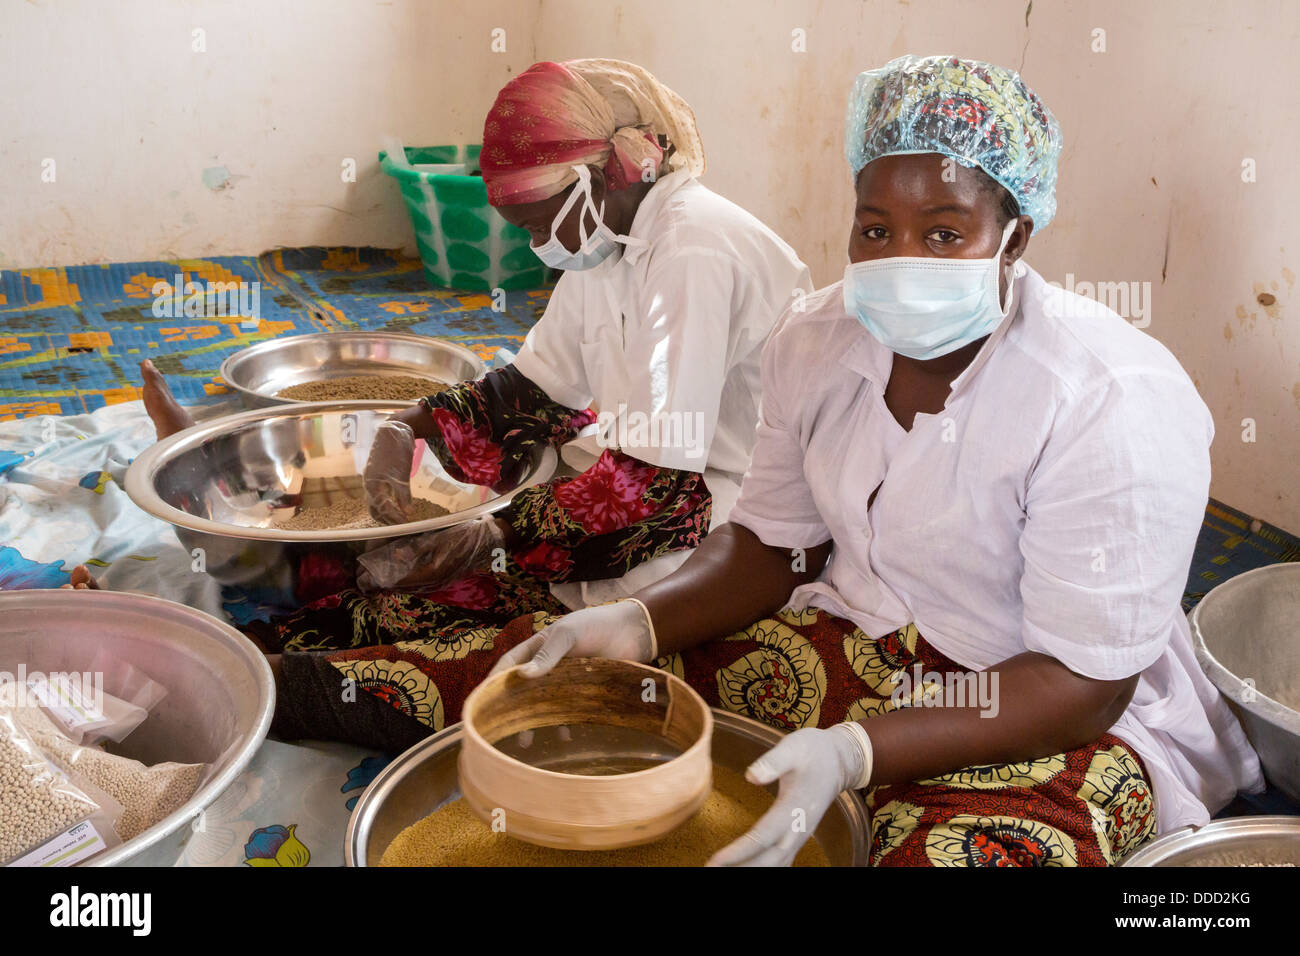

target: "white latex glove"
[708,723,873,867]
[488,600,657,679]
[363,419,417,524]
[356,516,504,591]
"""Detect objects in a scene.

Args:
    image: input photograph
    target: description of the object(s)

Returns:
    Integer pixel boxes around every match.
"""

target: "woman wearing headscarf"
[225,58,812,746]
[492,55,1264,866]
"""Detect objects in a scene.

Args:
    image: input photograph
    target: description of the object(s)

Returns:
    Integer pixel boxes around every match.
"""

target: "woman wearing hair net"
[496,55,1264,866]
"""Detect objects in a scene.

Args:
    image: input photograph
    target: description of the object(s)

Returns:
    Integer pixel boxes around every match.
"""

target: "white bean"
[10,706,204,842]
[0,711,101,862]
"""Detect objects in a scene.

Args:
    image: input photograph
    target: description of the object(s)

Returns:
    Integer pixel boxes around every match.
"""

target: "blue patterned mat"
[0,247,552,419]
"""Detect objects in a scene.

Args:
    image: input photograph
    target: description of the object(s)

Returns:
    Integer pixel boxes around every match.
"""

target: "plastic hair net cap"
[845,54,1063,232]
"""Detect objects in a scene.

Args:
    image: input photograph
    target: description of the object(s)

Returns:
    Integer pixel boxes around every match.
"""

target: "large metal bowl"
[1122,816,1300,866]
[220,331,486,409]
[1190,563,1300,801]
[346,709,870,867]
[123,401,556,586]
[0,590,274,866]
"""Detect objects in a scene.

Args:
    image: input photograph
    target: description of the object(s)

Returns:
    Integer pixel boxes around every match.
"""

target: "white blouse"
[512,170,812,608]
[728,263,1264,833]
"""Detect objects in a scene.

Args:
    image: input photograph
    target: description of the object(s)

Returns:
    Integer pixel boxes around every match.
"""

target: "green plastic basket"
[379,144,548,292]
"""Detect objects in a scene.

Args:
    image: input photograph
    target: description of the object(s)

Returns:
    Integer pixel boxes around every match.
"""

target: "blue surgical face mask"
[531,166,621,271]
[842,219,1019,361]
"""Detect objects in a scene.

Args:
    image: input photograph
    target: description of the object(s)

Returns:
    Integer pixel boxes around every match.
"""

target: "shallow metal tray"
[346,709,870,867]
[1121,816,1300,866]
[124,401,556,586]
[220,331,485,409]
[1190,563,1300,801]
[0,590,274,866]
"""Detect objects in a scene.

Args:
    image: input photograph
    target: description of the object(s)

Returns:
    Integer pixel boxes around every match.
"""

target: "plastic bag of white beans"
[0,709,124,867]
[23,653,167,747]
[11,705,206,843]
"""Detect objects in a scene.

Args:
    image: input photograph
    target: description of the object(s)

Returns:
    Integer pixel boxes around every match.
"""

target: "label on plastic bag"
[26,674,103,732]
[7,821,107,867]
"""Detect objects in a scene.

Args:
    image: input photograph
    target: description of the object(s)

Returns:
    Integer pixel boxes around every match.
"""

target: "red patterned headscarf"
[481,58,705,206]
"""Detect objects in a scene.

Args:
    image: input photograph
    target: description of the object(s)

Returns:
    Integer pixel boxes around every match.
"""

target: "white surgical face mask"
[842,218,1019,361]
[530,166,622,271]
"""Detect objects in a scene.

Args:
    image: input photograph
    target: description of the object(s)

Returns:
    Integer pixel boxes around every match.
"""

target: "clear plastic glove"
[708,724,870,867]
[356,515,504,591]
[488,600,656,679]
[363,419,417,524]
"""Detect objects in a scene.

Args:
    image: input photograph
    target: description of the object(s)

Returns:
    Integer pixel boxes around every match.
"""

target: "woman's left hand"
[356,516,505,591]
[487,599,656,678]
[363,419,418,525]
[709,724,869,867]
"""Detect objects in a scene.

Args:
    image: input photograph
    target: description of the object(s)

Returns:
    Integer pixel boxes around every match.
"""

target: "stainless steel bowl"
[1122,816,1300,866]
[220,331,487,409]
[346,709,870,866]
[0,590,274,866]
[123,401,556,586]
[1190,563,1300,801]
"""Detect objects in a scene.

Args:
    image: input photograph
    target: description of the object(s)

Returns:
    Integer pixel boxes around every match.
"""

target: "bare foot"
[140,359,195,440]
[59,565,101,590]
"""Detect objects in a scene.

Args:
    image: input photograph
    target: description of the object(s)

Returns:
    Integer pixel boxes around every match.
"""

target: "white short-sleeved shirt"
[513,170,812,607]
[728,263,1264,834]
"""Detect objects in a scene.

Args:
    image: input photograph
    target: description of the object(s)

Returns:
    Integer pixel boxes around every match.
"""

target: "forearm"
[500,450,709,555]
[637,523,832,655]
[391,366,596,486]
[493,516,521,550]
[392,402,440,443]
[863,652,1139,787]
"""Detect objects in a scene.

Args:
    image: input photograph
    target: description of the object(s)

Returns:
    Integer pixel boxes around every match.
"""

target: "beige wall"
[2,0,1297,531]
[0,0,537,266]
[535,0,1300,532]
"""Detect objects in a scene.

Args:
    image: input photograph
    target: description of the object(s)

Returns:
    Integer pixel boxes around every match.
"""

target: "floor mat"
[0,247,552,420]
[1183,499,1300,611]
[260,246,551,347]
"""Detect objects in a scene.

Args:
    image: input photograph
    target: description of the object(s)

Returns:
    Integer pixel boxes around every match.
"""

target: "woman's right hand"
[488,600,657,678]
[362,419,418,524]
